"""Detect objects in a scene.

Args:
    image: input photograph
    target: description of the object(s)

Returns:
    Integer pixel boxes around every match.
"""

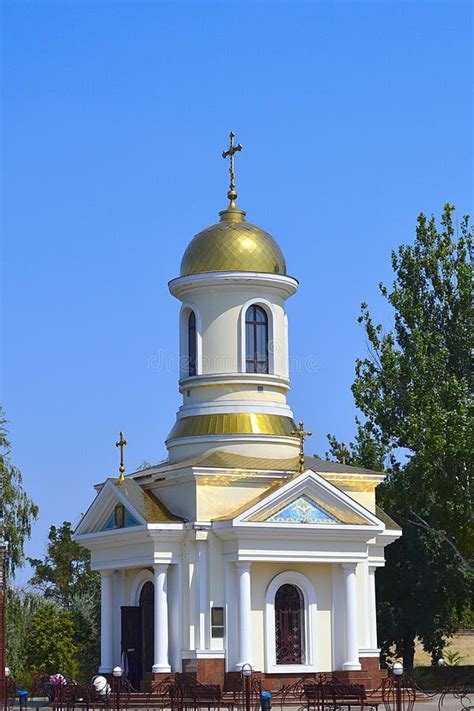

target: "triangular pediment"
[74,477,183,538]
[225,469,384,529]
[74,479,147,536]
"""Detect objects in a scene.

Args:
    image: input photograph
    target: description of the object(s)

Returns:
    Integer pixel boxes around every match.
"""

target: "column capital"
[153,562,170,573]
[100,569,115,577]
[368,564,378,574]
[235,561,252,570]
[341,562,357,572]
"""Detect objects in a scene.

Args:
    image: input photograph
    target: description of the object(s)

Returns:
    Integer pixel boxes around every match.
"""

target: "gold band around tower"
[167,413,297,440]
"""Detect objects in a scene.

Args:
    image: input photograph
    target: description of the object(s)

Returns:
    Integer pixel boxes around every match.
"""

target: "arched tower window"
[245,305,269,373]
[275,583,305,664]
[188,310,197,376]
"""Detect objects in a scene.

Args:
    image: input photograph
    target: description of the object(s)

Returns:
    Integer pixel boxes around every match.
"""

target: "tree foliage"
[328,205,473,667]
[29,522,98,608]
[353,204,473,559]
[0,408,39,575]
[5,588,46,679]
[326,418,388,472]
[24,603,79,678]
[28,521,100,680]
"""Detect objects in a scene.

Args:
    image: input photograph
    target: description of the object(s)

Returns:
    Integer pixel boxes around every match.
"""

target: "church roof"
[211,467,389,527]
[375,504,402,532]
[139,451,384,477]
[110,477,183,523]
[180,203,287,277]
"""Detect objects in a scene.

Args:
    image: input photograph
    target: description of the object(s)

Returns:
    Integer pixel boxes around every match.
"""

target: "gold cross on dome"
[115,431,128,483]
[337,444,350,466]
[291,421,312,473]
[222,131,243,203]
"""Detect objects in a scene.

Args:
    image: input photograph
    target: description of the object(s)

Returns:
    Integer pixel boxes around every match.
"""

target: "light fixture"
[438,658,446,667]
[241,663,252,677]
[112,666,122,678]
[5,667,10,678]
[392,661,403,676]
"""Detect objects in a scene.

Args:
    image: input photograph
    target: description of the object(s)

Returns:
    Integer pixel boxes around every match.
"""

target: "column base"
[342,662,362,671]
[152,664,171,673]
[182,657,225,686]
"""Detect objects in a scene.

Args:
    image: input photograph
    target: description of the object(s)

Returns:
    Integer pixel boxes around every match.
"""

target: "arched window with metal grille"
[275,583,305,664]
[188,310,197,376]
[245,304,269,373]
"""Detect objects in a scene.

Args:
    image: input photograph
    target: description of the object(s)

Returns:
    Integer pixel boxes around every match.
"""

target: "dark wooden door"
[139,582,155,679]
[121,606,142,689]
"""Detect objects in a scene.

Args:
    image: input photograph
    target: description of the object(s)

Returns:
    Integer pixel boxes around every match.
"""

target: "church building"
[74,135,401,691]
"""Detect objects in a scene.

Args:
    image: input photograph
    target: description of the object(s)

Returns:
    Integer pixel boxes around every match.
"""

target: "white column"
[224,560,236,671]
[99,570,114,673]
[153,563,171,673]
[113,570,125,665]
[342,563,361,670]
[236,562,252,669]
[197,538,209,650]
[367,565,378,649]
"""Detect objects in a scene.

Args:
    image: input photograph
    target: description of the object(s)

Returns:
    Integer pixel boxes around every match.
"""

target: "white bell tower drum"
[166,196,300,463]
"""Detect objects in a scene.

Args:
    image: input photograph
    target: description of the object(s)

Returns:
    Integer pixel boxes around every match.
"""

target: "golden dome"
[180,204,287,277]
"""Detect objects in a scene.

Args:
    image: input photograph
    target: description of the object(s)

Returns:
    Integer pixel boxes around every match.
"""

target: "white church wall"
[250,562,333,673]
[357,562,368,650]
[208,533,225,651]
[234,536,369,561]
[196,480,273,521]
[176,284,289,378]
[331,564,345,670]
[184,384,288,405]
[341,490,376,514]
[90,540,156,569]
[168,562,183,671]
[151,477,197,521]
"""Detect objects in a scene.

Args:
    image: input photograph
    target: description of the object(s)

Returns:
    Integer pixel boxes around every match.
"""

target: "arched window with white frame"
[265,571,317,673]
[275,583,305,664]
[188,310,197,376]
[245,304,269,373]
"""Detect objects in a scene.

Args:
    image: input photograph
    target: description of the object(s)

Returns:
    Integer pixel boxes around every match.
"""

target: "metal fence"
[3,668,473,711]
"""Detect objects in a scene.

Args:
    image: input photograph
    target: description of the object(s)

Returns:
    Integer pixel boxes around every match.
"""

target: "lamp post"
[241,663,252,711]
[392,661,403,711]
[4,668,10,711]
[112,666,122,711]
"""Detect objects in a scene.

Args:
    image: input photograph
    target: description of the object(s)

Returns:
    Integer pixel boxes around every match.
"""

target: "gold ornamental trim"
[167,413,297,440]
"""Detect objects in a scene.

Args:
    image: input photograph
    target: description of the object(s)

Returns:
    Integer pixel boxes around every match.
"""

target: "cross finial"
[222,131,243,205]
[291,421,312,473]
[115,431,128,484]
[337,444,350,466]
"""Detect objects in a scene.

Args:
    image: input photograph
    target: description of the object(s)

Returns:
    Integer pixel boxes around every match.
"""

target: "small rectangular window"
[211,606,224,638]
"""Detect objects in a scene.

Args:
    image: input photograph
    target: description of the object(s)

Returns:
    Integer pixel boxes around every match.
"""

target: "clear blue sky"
[2,0,472,581]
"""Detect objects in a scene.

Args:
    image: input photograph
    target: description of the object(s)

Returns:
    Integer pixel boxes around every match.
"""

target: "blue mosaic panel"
[267,495,339,524]
[103,508,140,530]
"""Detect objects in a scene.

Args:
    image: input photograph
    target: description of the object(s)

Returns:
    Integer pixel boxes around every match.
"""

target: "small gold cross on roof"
[222,131,243,204]
[115,431,128,484]
[291,421,312,473]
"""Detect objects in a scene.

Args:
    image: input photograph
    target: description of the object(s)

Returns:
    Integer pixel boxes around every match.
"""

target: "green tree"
[326,418,388,472]
[29,521,100,680]
[24,603,79,678]
[353,204,473,560]
[0,408,39,574]
[329,205,473,667]
[29,522,97,608]
[5,588,46,679]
